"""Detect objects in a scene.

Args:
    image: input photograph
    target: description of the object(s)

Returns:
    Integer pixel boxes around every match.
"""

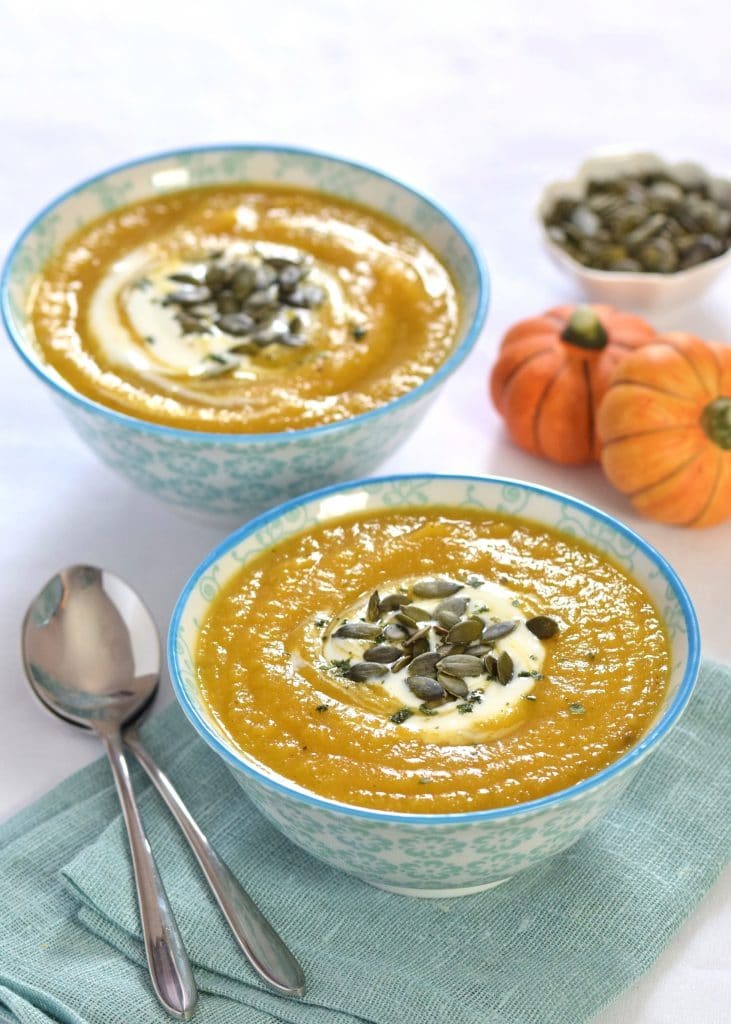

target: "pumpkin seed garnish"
[440,675,469,698]
[412,577,463,599]
[482,620,518,642]
[446,619,482,645]
[497,651,514,685]
[483,654,498,677]
[366,590,381,622]
[390,654,412,673]
[525,616,559,639]
[383,623,409,642]
[407,652,440,677]
[379,593,409,612]
[345,661,388,683]
[363,644,403,664]
[390,707,413,725]
[407,676,446,701]
[401,604,432,623]
[436,610,460,629]
[435,595,469,619]
[437,654,484,678]
[332,621,382,640]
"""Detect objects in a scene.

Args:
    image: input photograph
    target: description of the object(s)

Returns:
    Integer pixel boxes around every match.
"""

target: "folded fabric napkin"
[1,659,729,1024]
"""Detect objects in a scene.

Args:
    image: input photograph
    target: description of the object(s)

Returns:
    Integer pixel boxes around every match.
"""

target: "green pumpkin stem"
[560,306,608,350]
[701,397,731,450]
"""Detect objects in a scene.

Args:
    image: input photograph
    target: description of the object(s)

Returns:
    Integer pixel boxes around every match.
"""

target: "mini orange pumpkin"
[598,333,731,527]
[490,304,656,464]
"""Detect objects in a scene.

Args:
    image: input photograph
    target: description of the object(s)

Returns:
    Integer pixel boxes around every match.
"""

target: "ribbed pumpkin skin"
[598,333,731,527]
[490,304,656,465]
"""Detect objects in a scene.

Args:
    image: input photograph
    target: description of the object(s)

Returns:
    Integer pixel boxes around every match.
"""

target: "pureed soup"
[28,185,459,432]
[195,506,671,813]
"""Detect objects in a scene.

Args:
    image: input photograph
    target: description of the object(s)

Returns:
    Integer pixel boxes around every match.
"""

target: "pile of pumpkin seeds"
[326,576,558,722]
[153,246,326,373]
[544,171,731,273]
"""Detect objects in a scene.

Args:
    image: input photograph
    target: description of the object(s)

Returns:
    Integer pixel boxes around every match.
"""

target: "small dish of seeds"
[537,151,731,310]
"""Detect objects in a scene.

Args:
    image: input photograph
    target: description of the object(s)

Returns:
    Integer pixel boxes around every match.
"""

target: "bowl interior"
[3,146,483,387]
[170,474,700,815]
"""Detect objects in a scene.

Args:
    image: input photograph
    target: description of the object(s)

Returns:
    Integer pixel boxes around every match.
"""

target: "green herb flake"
[207,353,228,365]
[351,324,368,341]
[316,704,329,713]
[330,658,351,676]
[418,704,439,717]
[456,702,474,714]
[144,335,156,345]
[569,702,586,715]
[390,707,414,725]
[315,617,328,629]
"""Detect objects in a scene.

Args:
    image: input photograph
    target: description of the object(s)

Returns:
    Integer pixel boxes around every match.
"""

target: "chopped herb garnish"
[330,658,351,676]
[418,704,439,716]
[456,702,474,714]
[351,324,368,341]
[316,704,329,712]
[315,617,328,629]
[518,670,544,679]
[390,707,413,724]
[132,276,152,290]
[143,335,156,345]
[569,702,586,715]
[207,352,228,364]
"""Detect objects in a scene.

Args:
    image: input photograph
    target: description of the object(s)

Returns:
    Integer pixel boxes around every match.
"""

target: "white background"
[1,2,729,1021]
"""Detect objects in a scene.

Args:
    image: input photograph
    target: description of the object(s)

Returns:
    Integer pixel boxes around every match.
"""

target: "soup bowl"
[1,146,488,522]
[169,474,700,897]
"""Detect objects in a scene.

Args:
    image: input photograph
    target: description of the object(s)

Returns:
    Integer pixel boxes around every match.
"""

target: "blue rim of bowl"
[0,143,489,444]
[168,472,701,825]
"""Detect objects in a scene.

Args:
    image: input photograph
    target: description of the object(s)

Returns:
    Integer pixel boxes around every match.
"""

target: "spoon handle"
[102,731,198,1020]
[124,731,306,998]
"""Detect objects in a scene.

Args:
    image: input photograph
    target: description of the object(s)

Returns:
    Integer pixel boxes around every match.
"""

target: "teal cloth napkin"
[1,660,730,1024]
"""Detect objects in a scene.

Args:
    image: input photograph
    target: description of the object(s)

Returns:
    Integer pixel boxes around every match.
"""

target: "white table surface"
[1,2,729,1021]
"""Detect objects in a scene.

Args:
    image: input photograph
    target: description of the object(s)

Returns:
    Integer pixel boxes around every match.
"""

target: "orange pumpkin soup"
[196,506,670,813]
[28,185,459,432]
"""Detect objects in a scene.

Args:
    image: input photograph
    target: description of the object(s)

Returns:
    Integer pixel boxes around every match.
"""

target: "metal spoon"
[22,566,306,1000]
[22,565,197,1020]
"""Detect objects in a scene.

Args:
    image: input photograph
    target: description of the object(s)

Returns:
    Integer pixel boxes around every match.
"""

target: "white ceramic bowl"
[1,146,488,522]
[538,150,731,311]
[169,474,700,898]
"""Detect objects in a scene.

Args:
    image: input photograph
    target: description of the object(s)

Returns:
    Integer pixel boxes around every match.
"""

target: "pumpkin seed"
[432,593,466,614]
[395,611,418,631]
[436,610,460,629]
[525,616,559,639]
[254,264,278,290]
[380,593,409,612]
[482,620,518,642]
[366,590,380,622]
[363,644,403,664]
[345,661,388,682]
[412,577,463,599]
[401,604,432,623]
[484,654,498,677]
[246,284,279,309]
[497,651,514,685]
[437,654,484,678]
[440,675,469,698]
[166,284,212,306]
[407,652,440,677]
[217,312,256,337]
[278,264,305,291]
[231,265,257,299]
[411,636,430,658]
[332,621,382,640]
[205,263,231,290]
[391,654,412,673]
[169,267,206,285]
[446,619,482,645]
[407,676,446,701]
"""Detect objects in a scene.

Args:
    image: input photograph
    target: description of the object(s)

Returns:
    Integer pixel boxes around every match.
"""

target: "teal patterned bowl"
[1,146,488,521]
[169,474,700,898]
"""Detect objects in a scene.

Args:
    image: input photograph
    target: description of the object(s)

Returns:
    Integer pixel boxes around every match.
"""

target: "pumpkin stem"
[701,397,731,450]
[560,307,608,350]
